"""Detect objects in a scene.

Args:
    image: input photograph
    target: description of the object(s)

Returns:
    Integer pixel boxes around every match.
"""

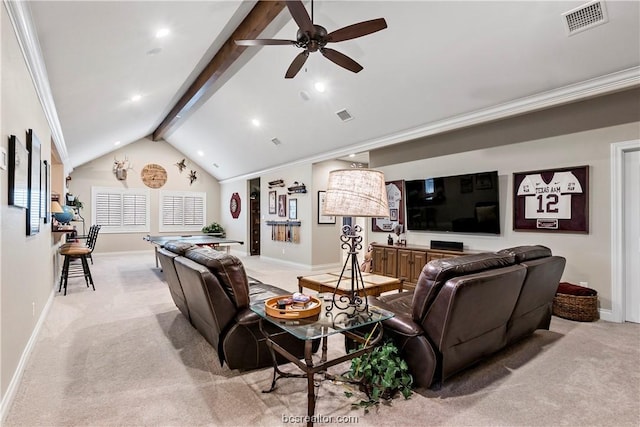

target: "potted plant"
[202,222,225,237]
[343,334,413,413]
[73,196,83,210]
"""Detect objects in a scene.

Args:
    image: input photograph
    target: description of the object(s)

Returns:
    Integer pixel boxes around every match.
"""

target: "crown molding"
[4,0,72,174]
[220,66,640,183]
[355,66,640,154]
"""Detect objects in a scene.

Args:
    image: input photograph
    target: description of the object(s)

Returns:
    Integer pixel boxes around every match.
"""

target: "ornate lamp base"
[325,224,369,315]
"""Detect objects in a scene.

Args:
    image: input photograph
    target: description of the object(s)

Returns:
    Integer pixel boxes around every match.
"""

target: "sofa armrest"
[368,296,423,337]
[235,308,261,326]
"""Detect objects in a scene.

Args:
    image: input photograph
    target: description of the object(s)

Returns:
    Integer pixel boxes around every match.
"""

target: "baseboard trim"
[256,255,310,270]
[0,287,55,423]
[597,308,616,323]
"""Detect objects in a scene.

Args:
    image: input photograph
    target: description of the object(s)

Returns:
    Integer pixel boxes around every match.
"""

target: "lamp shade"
[51,201,64,213]
[323,169,389,217]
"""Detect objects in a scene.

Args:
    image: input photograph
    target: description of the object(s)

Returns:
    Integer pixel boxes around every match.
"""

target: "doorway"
[249,178,261,255]
[611,140,640,323]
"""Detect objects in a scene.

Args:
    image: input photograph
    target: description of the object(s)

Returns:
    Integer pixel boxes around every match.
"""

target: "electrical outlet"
[32,302,35,317]
[579,281,588,287]
[282,248,285,254]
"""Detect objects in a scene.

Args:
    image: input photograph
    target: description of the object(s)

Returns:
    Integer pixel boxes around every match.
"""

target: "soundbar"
[430,240,464,252]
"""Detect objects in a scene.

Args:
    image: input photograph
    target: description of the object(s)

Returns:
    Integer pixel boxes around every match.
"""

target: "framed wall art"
[289,198,297,220]
[26,129,42,235]
[513,165,588,233]
[317,190,335,224]
[268,190,276,214]
[278,194,287,217]
[8,135,29,209]
[372,180,404,232]
[42,160,50,223]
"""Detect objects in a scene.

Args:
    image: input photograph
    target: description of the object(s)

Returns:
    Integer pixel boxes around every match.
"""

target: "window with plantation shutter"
[91,187,150,233]
[159,191,206,232]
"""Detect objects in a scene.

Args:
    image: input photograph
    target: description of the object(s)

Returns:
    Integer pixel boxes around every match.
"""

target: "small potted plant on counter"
[202,222,225,237]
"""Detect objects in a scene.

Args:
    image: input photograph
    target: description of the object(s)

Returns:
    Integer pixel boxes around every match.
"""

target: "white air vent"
[336,109,353,122]
[562,0,608,36]
[271,137,282,146]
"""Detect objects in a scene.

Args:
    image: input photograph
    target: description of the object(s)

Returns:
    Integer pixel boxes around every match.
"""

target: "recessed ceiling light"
[114,141,121,146]
[155,28,170,38]
[213,163,219,168]
[197,150,204,157]
[314,82,326,93]
[348,153,356,158]
[252,119,260,127]
[131,94,142,102]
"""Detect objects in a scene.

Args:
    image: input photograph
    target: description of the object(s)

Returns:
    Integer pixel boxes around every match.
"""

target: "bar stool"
[58,245,95,295]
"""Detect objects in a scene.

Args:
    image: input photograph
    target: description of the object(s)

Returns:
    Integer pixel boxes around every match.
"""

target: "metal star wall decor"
[189,170,197,185]
[175,158,187,173]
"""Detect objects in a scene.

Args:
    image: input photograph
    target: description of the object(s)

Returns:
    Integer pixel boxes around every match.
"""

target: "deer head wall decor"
[113,156,132,180]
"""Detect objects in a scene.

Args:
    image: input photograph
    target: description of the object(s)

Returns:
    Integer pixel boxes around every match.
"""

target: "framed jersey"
[372,180,405,232]
[513,165,588,233]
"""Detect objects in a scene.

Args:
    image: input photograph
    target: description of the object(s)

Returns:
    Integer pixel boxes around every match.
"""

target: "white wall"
[258,164,313,265]
[1,4,55,403]
[68,137,221,253]
[311,160,349,268]
[372,122,640,311]
[219,178,248,255]
[220,159,354,269]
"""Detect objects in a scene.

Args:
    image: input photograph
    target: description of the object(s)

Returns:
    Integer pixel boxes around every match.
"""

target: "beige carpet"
[4,251,639,426]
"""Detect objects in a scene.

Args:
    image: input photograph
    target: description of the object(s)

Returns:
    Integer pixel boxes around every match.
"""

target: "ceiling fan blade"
[327,18,388,43]
[320,48,363,73]
[286,0,314,35]
[235,39,297,46]
[285,50,310,79]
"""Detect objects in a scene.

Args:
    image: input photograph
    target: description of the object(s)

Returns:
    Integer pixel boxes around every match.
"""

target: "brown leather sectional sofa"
[157,241,311,370]
[369,245,566,388]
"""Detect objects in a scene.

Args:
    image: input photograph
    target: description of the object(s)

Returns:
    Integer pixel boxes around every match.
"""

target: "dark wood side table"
[250,302,394,427]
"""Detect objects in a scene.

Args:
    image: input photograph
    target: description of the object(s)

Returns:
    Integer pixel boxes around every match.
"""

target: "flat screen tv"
[405,171,500,234]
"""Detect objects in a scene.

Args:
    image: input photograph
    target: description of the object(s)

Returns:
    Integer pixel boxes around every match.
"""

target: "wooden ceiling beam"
[152,0,287,141]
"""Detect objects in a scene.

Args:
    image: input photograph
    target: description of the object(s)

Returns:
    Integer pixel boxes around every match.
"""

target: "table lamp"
[51,200,64,214]
[322,168,389,313]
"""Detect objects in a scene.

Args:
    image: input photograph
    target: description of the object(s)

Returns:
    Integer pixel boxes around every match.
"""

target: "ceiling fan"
[235,0,387,78]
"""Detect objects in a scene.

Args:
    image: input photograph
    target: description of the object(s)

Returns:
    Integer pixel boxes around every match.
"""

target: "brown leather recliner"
[157,241,194,322]
[498,245,566,344]
[161,242,312,370]
[369,246,565,388]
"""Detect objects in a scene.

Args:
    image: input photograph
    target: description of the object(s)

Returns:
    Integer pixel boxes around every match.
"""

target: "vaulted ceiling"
[27,1,640,181]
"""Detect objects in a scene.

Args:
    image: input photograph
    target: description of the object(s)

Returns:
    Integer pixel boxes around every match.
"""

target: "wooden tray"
[264,295,321,319]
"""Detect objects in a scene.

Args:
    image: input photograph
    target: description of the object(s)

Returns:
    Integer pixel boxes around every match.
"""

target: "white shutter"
[159,191,206,232]
[92,187,150,233]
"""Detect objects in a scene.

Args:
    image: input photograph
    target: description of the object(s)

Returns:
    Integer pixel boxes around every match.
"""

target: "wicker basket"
[553,293,598,322]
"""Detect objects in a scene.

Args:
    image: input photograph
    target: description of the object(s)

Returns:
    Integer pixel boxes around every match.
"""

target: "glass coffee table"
[250,302,394,427]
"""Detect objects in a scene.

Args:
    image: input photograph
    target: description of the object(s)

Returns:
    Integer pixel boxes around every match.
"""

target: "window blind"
[92,187,150,233]
[159,191,206,232]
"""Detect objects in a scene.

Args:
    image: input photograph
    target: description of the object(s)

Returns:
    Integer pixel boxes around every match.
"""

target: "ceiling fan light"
[314,82,326,92]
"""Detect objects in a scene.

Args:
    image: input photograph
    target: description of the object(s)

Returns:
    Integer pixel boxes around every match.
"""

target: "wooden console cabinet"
[371,243,467,291]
